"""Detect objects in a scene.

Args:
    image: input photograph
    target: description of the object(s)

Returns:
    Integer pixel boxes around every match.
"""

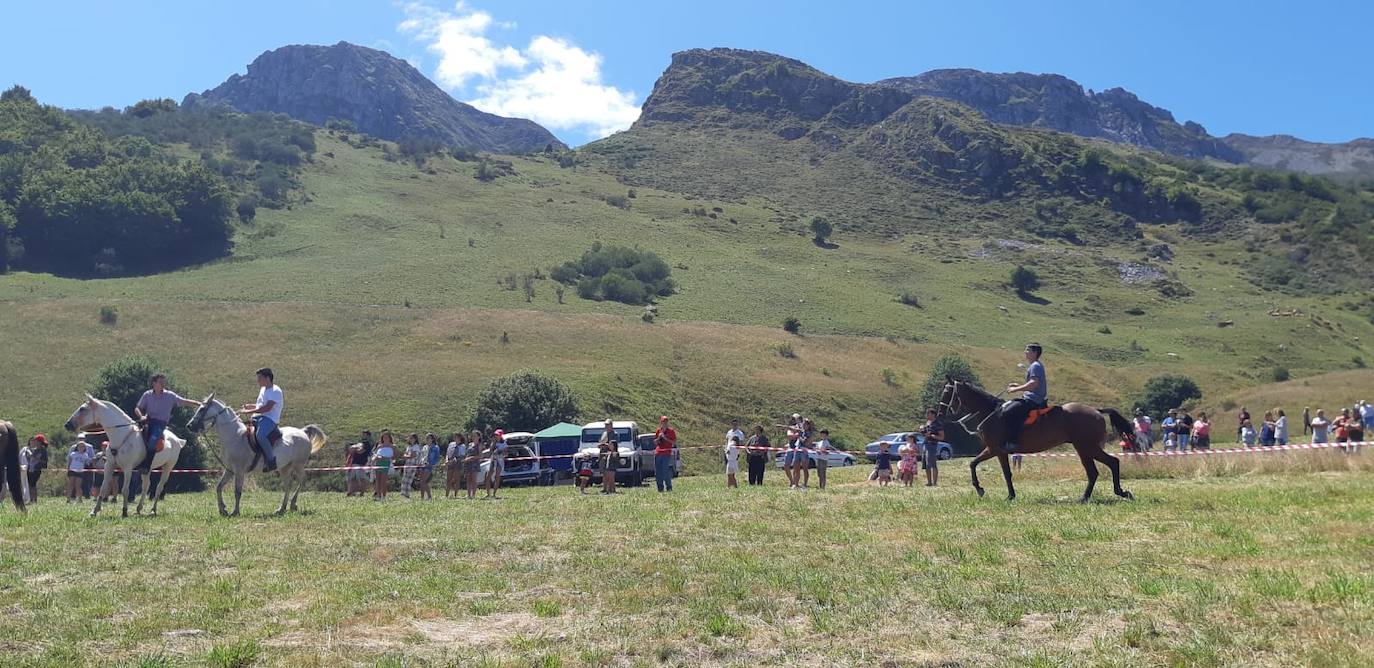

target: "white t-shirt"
[256,384,284,423]
[815,438,832,454]
[374,444,395,460]
[724,442,739,466]
[726,428,745,445]
[68,447,93,472]
[405,443,423,465]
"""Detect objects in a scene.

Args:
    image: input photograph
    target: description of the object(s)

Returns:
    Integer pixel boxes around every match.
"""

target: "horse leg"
[1076,447,1100,502]
[997,453,1016,501]
[121,467,136,517]
[215,469,232,516]
[90,460,111,517]
[150,463,173,515]
[1092,449,1133,500]
[274,469,290,516]
[289,464,304,512]
[231,472,243,517]
[969,448,994,497]
[135,468,152,515]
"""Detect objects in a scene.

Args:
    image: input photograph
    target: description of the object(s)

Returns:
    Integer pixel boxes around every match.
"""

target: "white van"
[578,421,650,486]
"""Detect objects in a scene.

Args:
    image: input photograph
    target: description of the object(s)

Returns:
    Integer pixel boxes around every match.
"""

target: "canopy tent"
[533,422,583,474]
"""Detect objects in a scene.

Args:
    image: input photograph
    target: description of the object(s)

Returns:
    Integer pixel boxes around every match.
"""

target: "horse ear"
[205,391,216,403]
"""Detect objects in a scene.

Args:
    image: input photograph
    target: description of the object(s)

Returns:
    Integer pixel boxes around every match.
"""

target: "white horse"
[64,395,184,517]
[186,394,327,517]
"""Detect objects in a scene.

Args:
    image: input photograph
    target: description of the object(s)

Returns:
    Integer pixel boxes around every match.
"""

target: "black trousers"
[1003,398,1046,442]
[746,456,766,485]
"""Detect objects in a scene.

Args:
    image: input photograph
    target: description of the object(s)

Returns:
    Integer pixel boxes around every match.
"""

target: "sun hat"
[493,429,505,439]
[33,434,47,444]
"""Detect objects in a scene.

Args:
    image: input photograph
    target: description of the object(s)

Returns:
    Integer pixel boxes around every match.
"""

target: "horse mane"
[958,379,1002,407]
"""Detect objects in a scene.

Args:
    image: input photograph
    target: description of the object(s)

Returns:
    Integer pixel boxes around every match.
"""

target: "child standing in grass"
[371,431,395,500]
[898,434,917,487]
[576,452,594,494]
[1259,412,1277,447]
[1240,420,1257,447]
[400,433,422,498]
[724,436,740,488]
[65,440,93,503]
[874,441,893,486]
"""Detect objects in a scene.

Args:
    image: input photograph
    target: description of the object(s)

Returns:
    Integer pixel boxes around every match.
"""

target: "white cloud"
[398,2,640,142]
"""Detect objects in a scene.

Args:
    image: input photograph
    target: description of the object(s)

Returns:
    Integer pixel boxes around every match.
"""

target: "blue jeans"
[654,454,673,491]
[144,419,167,467]
[253,416,278,463]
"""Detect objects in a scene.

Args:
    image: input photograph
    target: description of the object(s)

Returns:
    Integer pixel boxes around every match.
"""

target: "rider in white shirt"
[238,367,282,472]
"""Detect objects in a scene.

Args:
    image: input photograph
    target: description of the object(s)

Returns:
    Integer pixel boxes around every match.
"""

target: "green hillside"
[1,122,1370,453]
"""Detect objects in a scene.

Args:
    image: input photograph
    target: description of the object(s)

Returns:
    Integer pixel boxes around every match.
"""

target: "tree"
[468,370,579,434]
[782,317,801,334]
[1133,375,1201,418]
[87,355,207,492]
[919,354,982,413]
[1010,265,1041,295]
[810,216,833,243]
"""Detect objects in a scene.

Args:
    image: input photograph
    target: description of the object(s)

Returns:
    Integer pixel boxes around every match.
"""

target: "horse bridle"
[83,401,140,457]
[939,381,995,433]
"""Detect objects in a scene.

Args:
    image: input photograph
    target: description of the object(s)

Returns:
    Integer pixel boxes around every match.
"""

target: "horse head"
[186,393,218,433]
[64,394,102,432]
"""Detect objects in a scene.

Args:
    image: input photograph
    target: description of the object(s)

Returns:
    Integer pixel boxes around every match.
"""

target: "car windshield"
[582,428,631,445]
[876,433,903,444]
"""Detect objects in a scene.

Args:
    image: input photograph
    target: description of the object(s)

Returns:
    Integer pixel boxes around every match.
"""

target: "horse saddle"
[140,430,166,453]
[1024,406,1057,428]
[245,423,282,455]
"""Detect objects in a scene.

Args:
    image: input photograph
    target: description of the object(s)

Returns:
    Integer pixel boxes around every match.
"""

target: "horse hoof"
[219,509,229,517]
[1120,490,1135,500]
[230,511,240,518]
[1007,494,1016,501]
[975,487,985,498]
[273,509,285,517]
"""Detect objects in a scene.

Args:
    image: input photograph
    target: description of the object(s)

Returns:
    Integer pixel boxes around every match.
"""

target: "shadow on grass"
[1016,291,1051,305]
[812,239,839,250]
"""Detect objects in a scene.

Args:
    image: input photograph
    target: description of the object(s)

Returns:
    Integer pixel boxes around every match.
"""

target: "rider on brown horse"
[1003,343,1047,453]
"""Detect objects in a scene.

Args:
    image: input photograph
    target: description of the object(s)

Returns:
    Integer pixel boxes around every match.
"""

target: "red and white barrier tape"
[61,440,1366,475]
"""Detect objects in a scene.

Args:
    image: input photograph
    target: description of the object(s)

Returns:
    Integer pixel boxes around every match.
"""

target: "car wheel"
[843,457,854,466]
[938,447,952,461]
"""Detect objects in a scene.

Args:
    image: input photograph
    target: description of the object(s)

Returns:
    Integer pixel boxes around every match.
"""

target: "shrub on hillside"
[467,370,579,434]
[782,317,801,334]
[1133,375,1202,417]
[918,354,982,413]
[551,242,675,305]
[87,355,206,492]
[1010,265,1041,295]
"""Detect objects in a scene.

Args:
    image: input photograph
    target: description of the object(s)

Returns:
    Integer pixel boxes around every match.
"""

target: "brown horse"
[1,420,25,511]
[938,377,1136,501]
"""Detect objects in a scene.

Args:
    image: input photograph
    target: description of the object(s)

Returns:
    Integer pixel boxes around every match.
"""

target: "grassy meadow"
[2,457,1372,667]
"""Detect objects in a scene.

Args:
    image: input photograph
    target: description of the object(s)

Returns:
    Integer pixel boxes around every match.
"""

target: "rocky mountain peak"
[184,42,564,154]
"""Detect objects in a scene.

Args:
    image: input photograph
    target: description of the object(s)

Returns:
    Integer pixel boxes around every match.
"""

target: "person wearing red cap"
[653,417,677,492]
[21,435,49,504]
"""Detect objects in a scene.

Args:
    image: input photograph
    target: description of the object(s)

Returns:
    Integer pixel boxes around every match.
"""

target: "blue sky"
[1,1,1368,146]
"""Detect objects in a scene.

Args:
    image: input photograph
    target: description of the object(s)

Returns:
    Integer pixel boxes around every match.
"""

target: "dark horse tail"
[2,422,24,512]
[1099,408,1136,448]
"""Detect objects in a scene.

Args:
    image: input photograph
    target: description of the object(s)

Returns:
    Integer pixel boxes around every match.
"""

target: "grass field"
[2,456,1372,667]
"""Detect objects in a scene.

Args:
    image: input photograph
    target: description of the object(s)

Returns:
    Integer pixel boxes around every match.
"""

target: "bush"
[235,196,257,223]
[551,243,675,305]
[1133,375,1202,418]
[897,292,921,308]
[467,370,579,433]
[1010,265,1041,294]
[87,355,206,492]
[775,342,796,359]
[810,216,833,243]
[1272,367,1290,382]
[881,368,901,387]
[1097,325,1112,334]
[605,194,630,210]
[99,305,118,325]
[919,354,982,413]
[782,317,801,334]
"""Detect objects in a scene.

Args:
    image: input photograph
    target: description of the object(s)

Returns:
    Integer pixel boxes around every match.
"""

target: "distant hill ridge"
[184,42,565,154]
[636,47,1368,180]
